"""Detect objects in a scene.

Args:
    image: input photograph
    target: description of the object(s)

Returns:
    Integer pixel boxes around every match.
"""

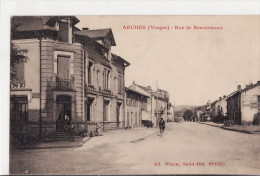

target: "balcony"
[86,84,96,92]
[100,88,113,96]
[54,77,74,91]
[10,81,25,89]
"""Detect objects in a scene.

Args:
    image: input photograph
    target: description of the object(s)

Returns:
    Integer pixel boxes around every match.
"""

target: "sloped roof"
[12,16,79,32]
[125,87,150,98]
[241,81,260,93]
[111,53,130,66]
[135,84,151,92]
[74,28,116,46]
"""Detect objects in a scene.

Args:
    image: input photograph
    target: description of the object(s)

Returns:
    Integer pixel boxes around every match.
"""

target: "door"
[86,98,94,121]
[56,95,72,132]
[116,103,121,128]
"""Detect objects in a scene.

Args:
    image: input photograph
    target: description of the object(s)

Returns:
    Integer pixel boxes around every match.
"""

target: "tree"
[10,18,28,81]
[183,110,193,121]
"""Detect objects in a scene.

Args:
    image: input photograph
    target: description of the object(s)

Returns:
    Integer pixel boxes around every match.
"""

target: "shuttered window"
[57,55,70,79]
[14,63,24,82]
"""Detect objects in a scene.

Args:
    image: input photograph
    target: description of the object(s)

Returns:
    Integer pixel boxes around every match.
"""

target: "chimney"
[237,85,241,91]
[82,27,89,30]
[219,97,222,100]
[223,95,226,98]
[133,80,135,85]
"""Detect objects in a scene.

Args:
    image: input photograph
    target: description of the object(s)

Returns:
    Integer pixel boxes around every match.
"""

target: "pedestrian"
[159,118,165,135]
[68,122,75,142]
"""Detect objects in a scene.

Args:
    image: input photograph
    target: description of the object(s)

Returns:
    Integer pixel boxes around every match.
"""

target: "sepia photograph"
[7,15,260,175]
[1,1,260,175]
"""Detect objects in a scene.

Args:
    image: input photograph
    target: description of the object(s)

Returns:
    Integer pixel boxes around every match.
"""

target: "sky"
[76,16,260,106]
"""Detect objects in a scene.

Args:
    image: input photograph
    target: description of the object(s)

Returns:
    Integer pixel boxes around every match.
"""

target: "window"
[54,51,74,79]
[14,62,25,82]
[103,68,110,89]
[59,22,69,42]
[88,62,93,85]
[118,75,122,94]
[10,96,28,121]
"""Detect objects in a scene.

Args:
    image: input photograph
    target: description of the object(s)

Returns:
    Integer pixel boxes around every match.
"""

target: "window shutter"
[15,63,24,82]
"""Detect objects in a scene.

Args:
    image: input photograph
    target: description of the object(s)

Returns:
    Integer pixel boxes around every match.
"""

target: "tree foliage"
[10,18,28,81]
[183,110,193,121]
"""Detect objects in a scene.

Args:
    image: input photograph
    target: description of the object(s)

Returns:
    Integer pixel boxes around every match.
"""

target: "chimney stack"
[133,80,135,85]
[237,85,242,91]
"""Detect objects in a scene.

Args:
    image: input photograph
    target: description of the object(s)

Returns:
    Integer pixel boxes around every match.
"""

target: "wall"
[241,85,260,123]
[85,48,126,130]
[40,40,84,134]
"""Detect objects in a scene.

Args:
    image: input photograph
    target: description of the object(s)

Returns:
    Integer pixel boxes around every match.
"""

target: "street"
[10,122,260,175]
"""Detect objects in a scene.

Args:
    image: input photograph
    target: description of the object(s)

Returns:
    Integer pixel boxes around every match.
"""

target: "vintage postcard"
[7,15,260,175]
[0,1,250,175]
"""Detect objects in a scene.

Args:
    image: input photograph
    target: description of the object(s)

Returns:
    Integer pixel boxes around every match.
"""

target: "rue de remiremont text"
[123,25,223,31]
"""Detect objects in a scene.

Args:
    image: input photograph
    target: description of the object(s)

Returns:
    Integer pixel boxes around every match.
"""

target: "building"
[128,82,155,127]
[151,89,170,123]
[227,82,260,125]
[11,16,85,141]
[10,16,130,143]
[129,82,171,127]
[125,87,150,128]
[74,28,130,130]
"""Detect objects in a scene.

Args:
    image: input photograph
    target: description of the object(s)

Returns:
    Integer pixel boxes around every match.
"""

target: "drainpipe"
[39,36,42,140]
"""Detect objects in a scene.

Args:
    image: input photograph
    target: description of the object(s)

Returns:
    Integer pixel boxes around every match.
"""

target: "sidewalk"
[11,126,158,150]
[199,121,260,134]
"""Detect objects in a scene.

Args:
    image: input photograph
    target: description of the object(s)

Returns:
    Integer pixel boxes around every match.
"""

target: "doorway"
[56,95,72,132]
[116,103,121,128]
[86,98,94,121]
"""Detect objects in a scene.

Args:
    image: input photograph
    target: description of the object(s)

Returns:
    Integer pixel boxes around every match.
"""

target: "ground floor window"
[10,96,28,121]
[104,100,110,121]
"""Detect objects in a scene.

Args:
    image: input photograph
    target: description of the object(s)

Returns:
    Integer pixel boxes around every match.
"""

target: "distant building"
[125,87,150,128]
[151,89,170,123]
[129,82,171,127]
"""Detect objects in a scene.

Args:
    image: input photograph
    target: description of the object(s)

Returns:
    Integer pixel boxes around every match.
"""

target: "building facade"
[11,16,84,140]
[10,16,130,143]
[240,82,260,124]
[125,87,150,128]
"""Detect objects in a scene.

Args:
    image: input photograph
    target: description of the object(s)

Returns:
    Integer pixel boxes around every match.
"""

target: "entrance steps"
[44,132,70,142]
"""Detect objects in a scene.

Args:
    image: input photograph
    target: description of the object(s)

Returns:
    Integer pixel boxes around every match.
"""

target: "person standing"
[159,118,165,135]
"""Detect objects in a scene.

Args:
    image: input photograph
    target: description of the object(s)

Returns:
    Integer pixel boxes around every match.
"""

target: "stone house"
[10,16,85,139]
[125,87,150,128]
[240,81,260,124]
[73,28,130,130]
[10,16,130,142]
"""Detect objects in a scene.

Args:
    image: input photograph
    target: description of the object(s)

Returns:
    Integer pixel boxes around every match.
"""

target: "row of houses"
[206,82,260,125]
[10,16,174,141]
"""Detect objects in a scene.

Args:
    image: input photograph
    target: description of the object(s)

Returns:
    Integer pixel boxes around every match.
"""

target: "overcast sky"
[76,16,260,106]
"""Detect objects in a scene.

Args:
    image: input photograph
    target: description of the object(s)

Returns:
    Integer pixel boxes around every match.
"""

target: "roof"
[111,53,130,67]
[74,28,116,46]
[125,87,150,98]
[152,92,169,101]
[135,84,151,92]
[241,81,260,93]
[12,16,79,32]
